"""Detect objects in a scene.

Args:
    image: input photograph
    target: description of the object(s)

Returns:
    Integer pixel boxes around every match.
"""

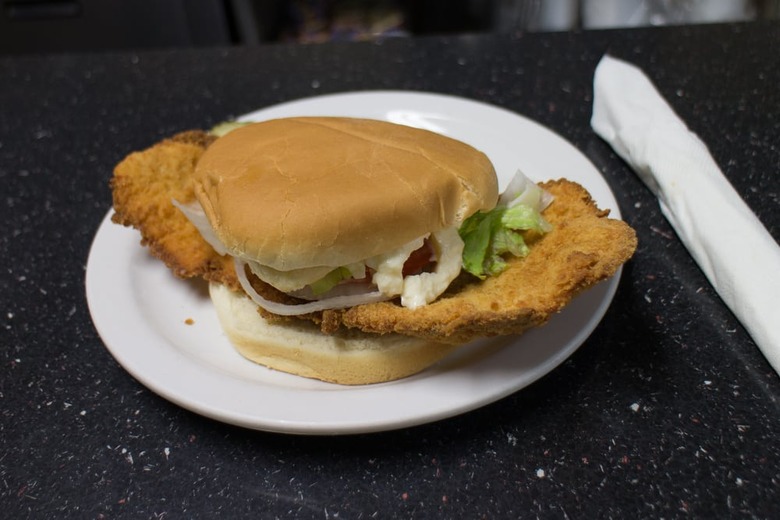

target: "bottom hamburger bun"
[209,283,463,385]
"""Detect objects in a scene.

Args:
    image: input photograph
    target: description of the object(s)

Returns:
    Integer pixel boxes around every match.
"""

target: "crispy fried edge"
[110,131,239,290]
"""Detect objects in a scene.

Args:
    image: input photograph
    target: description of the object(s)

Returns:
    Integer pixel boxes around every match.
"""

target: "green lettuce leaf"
[459,179,552,279]
[210,120,252,137]
[309,266,353,295]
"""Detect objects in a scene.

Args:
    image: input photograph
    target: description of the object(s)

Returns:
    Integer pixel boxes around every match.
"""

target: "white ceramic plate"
[86,91,623,435]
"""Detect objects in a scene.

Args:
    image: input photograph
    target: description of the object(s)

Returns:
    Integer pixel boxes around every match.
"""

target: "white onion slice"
[234,259,391,316]
[289,279,376,301]
[171,199,228,256]
[498,169,554,211]
[401,227,464,309]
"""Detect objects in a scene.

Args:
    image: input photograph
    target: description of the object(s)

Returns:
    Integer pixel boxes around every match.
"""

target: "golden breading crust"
[111,131,239,290]
[111,131,637,344]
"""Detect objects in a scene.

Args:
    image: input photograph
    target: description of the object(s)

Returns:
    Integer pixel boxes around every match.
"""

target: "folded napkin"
[591,54,780,376]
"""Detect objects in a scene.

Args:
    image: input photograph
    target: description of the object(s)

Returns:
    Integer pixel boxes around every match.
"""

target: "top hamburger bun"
[192,117,498,271]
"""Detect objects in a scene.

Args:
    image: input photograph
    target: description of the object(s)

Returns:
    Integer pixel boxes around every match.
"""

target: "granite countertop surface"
[1,21,778,518]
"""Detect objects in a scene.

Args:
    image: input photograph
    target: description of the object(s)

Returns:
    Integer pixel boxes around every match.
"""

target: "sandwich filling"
[174,196,465,313]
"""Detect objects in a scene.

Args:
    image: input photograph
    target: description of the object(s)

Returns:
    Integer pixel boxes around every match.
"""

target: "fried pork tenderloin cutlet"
[111,129,637,345]
[110,131,239,290]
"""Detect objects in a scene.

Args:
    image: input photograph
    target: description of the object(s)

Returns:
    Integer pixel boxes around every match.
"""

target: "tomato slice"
[402,238,437,277]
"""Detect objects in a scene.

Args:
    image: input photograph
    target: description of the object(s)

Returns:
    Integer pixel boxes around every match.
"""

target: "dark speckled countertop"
[2,22,779,518]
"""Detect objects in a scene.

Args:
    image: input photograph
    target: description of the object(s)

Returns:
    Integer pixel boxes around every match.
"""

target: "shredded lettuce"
[309,266,354,296]
[210,120,252,137]
[459,170,553,279]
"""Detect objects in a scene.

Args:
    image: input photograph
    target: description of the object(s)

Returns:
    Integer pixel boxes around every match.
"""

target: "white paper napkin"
[591,54,780,376]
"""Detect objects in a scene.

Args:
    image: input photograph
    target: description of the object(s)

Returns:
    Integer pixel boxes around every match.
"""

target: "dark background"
[1,6,779,520]
[2,0,778,54]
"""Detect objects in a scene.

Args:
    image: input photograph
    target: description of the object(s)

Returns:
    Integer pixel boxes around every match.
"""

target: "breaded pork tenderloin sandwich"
[111,116,637,384]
